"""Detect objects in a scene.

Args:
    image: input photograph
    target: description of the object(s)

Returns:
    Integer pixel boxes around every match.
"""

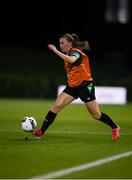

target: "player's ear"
[69,41,72,47]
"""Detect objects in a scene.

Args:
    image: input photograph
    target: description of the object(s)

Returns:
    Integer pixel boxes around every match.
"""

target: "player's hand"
[48,44,57,52]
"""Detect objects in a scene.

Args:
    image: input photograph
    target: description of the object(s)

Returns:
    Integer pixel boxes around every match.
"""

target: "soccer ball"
[21,117,37,132]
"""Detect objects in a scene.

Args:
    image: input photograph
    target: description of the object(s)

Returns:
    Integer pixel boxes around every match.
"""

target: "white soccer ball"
[21,117,37,132]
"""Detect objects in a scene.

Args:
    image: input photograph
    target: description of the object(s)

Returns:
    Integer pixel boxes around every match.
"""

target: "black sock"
[99,112,118,129]
[41,110,57,134]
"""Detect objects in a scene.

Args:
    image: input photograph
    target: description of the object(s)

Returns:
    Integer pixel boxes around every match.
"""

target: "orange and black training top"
[64,48,93,87]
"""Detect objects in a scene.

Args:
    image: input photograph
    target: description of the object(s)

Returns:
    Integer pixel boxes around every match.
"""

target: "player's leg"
[77,82,120,141]
[40,92,75,133]
[85,99,118,128]
[85,100,120,141]
[33,92,75,138]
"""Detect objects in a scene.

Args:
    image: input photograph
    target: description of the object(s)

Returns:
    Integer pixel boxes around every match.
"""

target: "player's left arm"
[48,44,78,63]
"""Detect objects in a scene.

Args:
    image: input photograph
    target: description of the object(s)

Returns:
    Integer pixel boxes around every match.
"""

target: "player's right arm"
[48,44,77,64]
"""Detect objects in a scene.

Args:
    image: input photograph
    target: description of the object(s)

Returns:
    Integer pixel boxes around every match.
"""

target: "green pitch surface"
[0,99,132,179]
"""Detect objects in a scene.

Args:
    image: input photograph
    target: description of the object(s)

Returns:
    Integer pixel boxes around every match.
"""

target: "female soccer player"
[33,33,120,141]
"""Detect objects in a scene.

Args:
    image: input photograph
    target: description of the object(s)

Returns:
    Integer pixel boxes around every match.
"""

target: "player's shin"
[40,110,57,134]
[98,112,118,129]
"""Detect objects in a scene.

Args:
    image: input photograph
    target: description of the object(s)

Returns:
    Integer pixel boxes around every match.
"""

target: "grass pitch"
[0,98,132,179]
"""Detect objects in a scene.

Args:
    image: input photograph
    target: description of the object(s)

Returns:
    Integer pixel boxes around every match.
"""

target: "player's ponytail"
[79,41,90,51]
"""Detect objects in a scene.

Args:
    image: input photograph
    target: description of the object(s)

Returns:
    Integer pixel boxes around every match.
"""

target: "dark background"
[0,1,132,100]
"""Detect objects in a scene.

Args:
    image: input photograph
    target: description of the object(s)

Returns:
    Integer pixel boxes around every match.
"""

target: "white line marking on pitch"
[31,150,132,179]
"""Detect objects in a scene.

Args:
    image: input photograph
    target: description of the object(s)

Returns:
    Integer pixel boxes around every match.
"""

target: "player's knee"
[91,113,101,120]
[51,102,63,113]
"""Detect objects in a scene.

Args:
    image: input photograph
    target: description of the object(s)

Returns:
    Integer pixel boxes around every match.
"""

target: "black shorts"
[63,81,96,103]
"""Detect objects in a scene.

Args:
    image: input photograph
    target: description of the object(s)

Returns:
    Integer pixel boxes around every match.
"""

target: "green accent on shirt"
[87,83,93,93]
[70,51,80,60]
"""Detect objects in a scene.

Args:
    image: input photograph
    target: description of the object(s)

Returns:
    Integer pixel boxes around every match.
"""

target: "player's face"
[59,38,72,53]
